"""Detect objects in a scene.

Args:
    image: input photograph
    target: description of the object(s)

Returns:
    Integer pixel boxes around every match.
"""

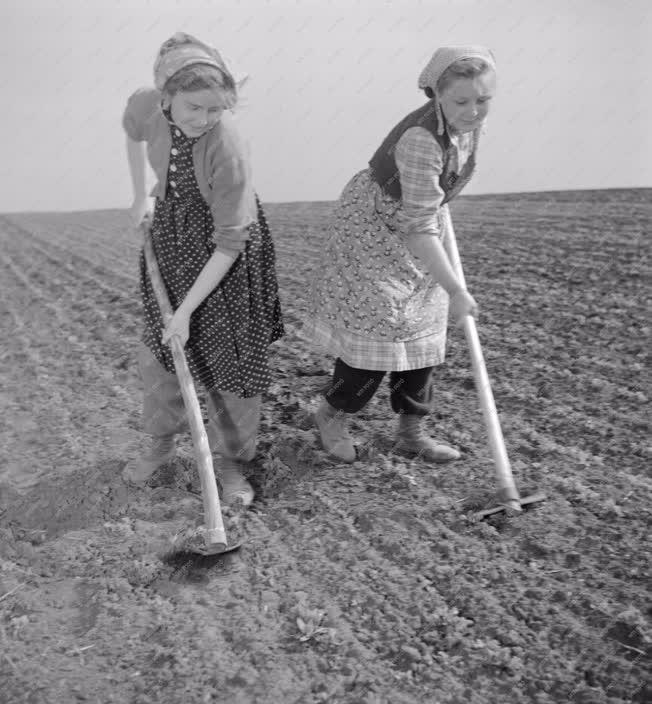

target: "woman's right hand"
[129,197,153,228]
[450,289,479,326]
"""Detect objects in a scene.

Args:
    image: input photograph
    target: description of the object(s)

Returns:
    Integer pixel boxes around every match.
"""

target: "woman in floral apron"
[305,46,497,463]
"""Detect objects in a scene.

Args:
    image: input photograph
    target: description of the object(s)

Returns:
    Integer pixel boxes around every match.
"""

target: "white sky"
[1,0,651,212]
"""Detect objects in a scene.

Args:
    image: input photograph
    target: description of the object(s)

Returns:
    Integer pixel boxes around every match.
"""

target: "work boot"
[122,435,176,485]
[219,458,254,507]
[395,414,460,462]
[314,400,356,463]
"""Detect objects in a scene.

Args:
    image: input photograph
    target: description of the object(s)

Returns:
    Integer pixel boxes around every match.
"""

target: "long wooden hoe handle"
[142,222,228,547]
[442,206,522,513]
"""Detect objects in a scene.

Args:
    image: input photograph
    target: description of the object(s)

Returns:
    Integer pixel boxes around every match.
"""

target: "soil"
[0,189,650,704]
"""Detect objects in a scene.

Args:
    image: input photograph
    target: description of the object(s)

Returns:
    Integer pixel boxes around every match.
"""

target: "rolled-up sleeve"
[208,119,258,257]
[122,87,158,142]
[395,126,445,238]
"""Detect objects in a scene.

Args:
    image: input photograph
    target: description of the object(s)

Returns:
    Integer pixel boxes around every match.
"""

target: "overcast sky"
[2,0,651,213]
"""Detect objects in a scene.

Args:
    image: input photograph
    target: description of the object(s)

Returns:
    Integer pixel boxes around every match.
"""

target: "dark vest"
[368,100,477,205]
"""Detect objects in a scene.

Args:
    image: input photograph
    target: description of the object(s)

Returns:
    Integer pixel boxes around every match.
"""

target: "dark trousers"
[323,358,435,416]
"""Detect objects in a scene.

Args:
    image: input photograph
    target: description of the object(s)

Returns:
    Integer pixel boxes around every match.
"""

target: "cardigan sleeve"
[122,87,161,142]
[207,115,258,256]
[394,126,445,238]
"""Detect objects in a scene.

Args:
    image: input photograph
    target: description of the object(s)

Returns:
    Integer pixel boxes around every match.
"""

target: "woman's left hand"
[162,308,191,347]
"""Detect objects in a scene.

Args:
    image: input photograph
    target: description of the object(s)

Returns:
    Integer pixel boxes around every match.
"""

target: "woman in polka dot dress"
[121,33,283,506]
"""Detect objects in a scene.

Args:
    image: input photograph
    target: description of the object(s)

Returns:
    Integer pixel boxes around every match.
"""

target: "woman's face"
[438,71,496,134]
[169,89,225,138]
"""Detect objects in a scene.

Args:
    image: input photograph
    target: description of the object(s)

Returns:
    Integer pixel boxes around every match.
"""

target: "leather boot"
[122,435,176,485]
[395,415,460,462]
[314,400,356,463]
[219,458,254,507]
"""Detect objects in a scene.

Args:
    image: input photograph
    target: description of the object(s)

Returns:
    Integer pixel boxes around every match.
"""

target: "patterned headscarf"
[153,32,248,94]
[418,45,496,135]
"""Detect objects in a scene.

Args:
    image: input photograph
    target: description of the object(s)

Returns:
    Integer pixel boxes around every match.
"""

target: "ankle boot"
[395,415,460,462]
[122,435,176,484]
[314,400,356,463]
[219,458,254,507]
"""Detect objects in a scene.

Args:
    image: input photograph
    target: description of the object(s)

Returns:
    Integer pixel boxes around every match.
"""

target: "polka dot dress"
[139,112,284,398]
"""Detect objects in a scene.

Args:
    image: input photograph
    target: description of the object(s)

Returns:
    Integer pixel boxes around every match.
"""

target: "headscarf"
[153,32,248,94]
[418,45,496,135]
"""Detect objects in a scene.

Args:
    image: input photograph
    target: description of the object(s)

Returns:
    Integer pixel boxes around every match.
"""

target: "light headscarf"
[418,45,496,135]
[153,32,248,96]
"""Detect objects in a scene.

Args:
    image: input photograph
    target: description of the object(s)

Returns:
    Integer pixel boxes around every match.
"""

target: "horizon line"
[1,185,650,217]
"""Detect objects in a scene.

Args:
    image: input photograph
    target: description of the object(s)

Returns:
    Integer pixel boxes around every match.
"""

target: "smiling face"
[438,70,496,134]
[168,89,226,138]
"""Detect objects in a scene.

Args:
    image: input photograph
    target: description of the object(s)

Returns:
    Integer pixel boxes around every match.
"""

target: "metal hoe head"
[171,526,242,556]
[472,491,547,521]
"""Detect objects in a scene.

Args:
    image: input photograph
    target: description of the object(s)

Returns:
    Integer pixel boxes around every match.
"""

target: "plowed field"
[0,190,650,703]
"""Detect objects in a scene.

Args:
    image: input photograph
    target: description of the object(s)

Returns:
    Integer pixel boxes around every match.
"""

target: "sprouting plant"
[295,602,339,644]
